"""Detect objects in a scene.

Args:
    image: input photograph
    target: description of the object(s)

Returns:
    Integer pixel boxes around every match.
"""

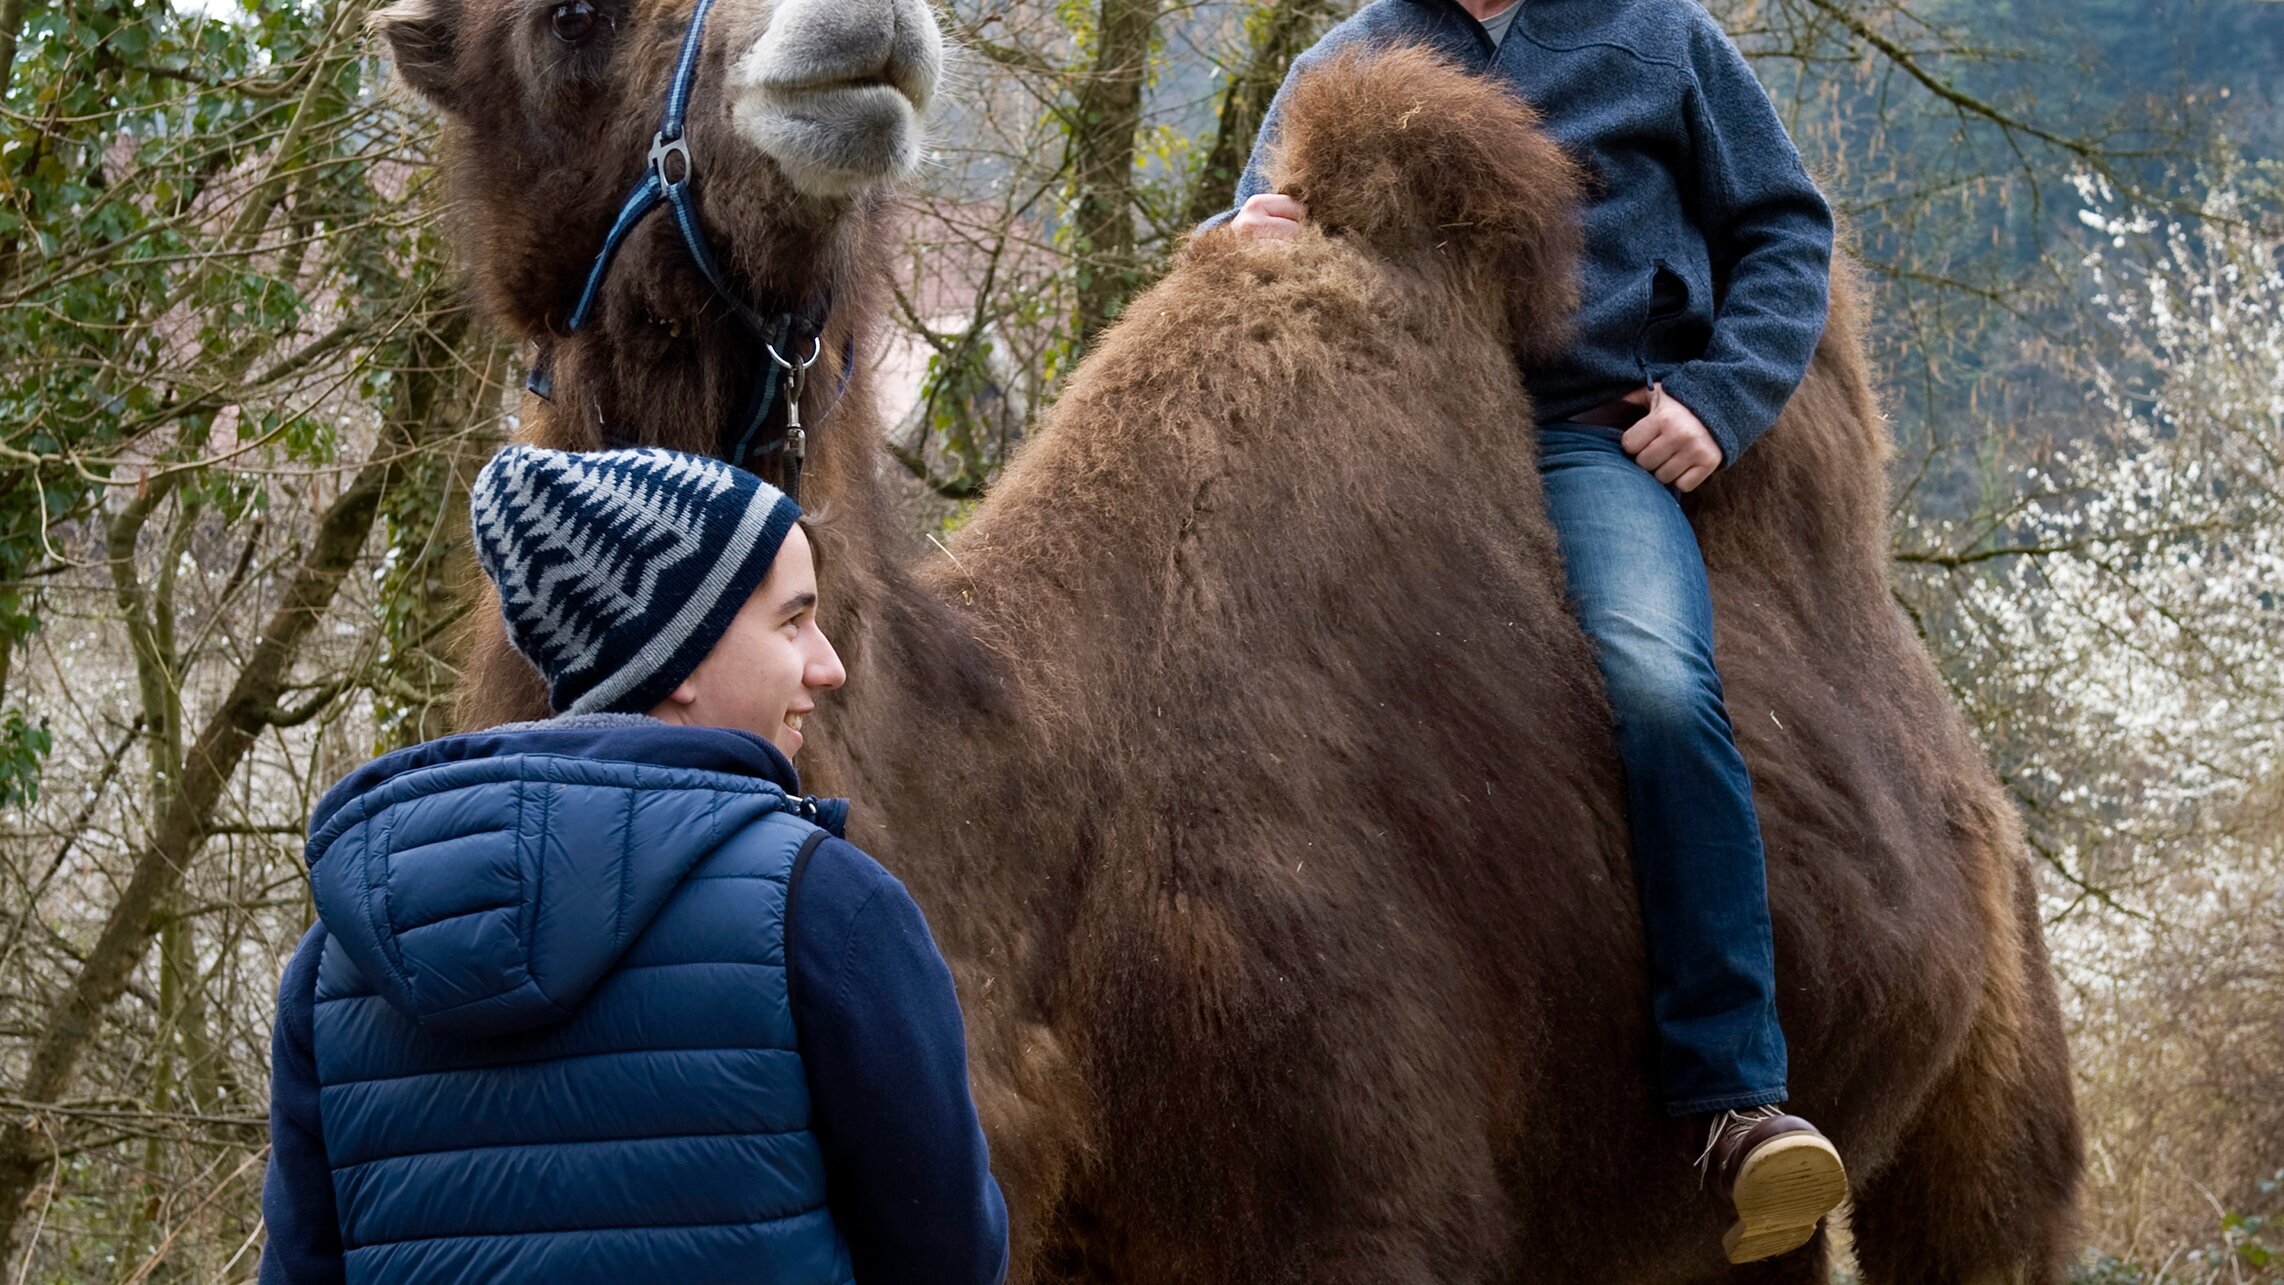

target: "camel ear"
[371,0,463,112]
[1269,45,1585,363]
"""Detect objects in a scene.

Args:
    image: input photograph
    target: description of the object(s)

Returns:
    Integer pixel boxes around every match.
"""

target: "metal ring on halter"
[648,133,693,189]
[765,334,824,373]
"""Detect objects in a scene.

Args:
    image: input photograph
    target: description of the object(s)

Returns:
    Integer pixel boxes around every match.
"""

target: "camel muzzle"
[728,0,943,199]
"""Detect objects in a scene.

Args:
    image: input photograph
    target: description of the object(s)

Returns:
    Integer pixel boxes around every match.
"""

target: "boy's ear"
[370,0,464,113]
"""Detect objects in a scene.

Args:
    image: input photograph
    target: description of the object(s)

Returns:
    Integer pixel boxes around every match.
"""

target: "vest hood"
[304,715,843,1039]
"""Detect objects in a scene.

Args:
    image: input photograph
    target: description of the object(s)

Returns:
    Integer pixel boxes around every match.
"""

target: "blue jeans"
[1537,421,1788,1116]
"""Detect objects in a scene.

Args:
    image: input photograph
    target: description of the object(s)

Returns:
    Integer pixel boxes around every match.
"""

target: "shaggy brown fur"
[386,3,2082,1274]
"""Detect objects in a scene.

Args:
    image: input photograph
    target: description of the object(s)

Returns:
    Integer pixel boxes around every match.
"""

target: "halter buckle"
[648,132,693,189]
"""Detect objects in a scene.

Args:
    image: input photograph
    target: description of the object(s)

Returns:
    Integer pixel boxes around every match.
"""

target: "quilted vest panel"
[312,804,853,1284]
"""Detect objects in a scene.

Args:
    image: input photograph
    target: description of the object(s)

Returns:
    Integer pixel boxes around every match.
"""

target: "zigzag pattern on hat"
[473,451,731,680]
[470,446,800,715]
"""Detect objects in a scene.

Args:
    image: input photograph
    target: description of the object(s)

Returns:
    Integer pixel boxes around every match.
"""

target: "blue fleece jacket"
[259,717,1007,1284]
[1204,0,1834,464]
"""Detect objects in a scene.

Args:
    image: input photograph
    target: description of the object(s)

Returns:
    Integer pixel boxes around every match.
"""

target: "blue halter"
[529,0,840,497]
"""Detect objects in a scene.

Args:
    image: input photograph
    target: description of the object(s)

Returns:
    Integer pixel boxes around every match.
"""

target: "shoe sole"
[1722,1133,1849,1264]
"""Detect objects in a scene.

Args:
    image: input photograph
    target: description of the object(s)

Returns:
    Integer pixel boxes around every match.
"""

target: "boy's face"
[649,525,847,758]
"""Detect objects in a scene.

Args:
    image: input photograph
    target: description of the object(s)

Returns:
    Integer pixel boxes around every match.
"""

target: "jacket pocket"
[1636,258,1711,382]
[1632,259,1688,381]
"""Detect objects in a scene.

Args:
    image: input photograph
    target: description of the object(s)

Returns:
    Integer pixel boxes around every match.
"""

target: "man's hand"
[1231,192,1307,240]
[1618,384,1723,492]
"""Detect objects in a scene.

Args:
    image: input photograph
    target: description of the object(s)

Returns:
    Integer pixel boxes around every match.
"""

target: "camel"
[371,0,2084,1275]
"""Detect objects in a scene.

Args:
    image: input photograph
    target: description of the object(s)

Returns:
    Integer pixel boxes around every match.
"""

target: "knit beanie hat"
[469,445,802,715]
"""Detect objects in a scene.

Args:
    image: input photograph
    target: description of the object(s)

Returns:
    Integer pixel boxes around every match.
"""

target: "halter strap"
[562,0,744,334]
[531,0,834,499]
[563,173,664,334]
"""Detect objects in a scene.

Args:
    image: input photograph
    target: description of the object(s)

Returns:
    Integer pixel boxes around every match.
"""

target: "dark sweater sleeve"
[259,925,346,1285]
[1658,14,1835,464]
[790,839,1009,1285]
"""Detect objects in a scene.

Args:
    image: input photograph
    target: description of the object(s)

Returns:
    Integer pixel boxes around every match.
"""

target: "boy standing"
[1210,0,1847,1263]
[260,447,1008,1283]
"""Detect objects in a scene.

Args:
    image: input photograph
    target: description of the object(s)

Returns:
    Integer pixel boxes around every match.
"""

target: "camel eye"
[549,0,598,44]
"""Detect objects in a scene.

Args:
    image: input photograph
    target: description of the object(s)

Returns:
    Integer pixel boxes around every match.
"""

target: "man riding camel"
[1208,0,1849,1263]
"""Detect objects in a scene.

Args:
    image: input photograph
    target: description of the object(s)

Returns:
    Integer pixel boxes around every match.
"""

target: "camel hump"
[1268,44,1585,360]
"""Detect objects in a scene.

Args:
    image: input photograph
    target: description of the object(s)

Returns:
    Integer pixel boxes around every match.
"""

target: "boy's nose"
[808,634,848,691]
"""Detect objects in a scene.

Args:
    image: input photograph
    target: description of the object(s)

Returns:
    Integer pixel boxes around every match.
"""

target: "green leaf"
[0,710,53,809]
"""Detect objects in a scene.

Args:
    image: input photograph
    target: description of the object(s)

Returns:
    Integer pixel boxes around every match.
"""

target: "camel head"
[1267,45,1584,364]
[372,0,942,452]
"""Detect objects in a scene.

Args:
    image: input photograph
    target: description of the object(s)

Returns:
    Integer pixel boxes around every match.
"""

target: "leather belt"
[1564,394,1648,429]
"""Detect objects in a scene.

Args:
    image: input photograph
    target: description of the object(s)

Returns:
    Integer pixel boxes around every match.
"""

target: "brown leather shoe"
[1697,1105,1849,1263]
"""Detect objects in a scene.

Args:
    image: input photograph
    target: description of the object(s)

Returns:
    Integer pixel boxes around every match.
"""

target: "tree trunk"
[0,309,468,1254]
[1066,0,1160,347]
[1182,0,1337,229]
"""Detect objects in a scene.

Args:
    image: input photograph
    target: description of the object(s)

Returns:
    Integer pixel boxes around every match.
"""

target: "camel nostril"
[886,0,943,110]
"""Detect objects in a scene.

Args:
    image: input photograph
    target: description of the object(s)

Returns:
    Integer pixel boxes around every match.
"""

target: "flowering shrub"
[1901,173,2284,1278]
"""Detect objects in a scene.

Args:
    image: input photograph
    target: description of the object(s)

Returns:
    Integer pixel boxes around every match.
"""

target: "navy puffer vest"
[305,732,854,1283]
